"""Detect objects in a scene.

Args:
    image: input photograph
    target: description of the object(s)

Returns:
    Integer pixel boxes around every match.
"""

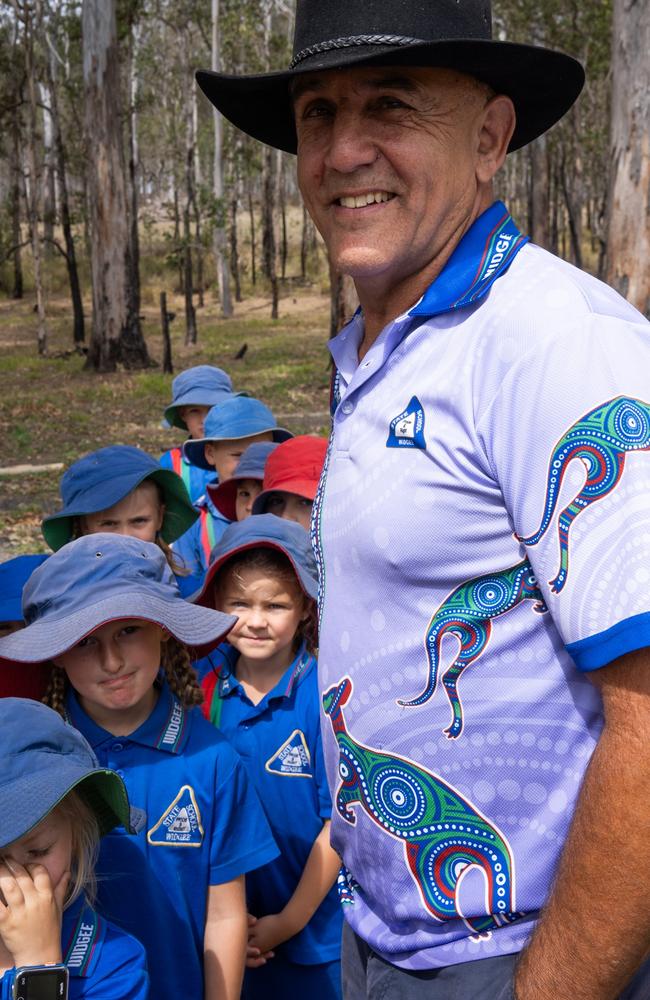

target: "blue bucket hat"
[163,365,242,430]
[207,441,279,521]
[42,445,199,551]
[0,554,49,623]
[0,534,236,667]
[193,513,318,605]
[183,397,292,470]
[0,698,134,848]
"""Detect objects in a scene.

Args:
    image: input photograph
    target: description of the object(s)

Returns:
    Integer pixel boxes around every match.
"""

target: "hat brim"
[164,390,247,430]
[0,766,132,849]
[207,479,239,522]
[193,539,319,606]
[184,428,293,471]
[197,38,584,154]
[42,469,198,550]
[0,591,236,665]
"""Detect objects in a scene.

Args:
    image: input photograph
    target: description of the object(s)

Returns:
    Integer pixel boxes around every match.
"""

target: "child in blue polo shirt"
[173,397,292,585]
[42,444,200,596]
[0,534,278,1000]
[0,697,148,999]
[194,515,343,999]
[160,364,242,503]
[0,554,50,699]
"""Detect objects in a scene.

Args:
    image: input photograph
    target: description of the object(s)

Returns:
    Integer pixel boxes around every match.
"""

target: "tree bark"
[160,291,173,374]
[125,13,142,352]
[9,82,23,300]
[329,260,358,338]
[211,0,233,317]
[248,187,256,286]
[82,0,150,371]
[528,134,549,249]
[262,144,278,319]
[605,0,650,316]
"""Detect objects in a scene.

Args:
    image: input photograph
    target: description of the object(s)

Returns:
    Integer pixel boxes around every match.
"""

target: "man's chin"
[330,246,395,281]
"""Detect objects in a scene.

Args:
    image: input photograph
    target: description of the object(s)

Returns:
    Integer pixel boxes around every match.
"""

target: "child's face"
[178,404,211,439]
[53,619,165,731]
[0,810,72,901]
[216,567,305,673]
[235,479,262,521]
[265,491,313,531]
[80,482,164,544]
[204,432,274,482]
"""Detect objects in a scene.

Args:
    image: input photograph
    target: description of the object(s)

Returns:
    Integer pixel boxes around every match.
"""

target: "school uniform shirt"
[202,642,343,965]
[171,492,231,593]
[313,200,650,970]
[0,894,148,1000]
[65,677,278,1000]
[160,445,216,505]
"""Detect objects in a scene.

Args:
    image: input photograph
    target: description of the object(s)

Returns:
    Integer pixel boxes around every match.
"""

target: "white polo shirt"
[313,201,650,969]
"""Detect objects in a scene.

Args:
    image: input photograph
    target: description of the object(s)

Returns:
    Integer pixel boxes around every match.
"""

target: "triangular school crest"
[147,785,204,847]
[265,729,313,778]
[386,396,425,449]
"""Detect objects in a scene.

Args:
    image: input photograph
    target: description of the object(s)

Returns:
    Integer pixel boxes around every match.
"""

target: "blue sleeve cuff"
[566,612,650,671]
[1,969,15,1000]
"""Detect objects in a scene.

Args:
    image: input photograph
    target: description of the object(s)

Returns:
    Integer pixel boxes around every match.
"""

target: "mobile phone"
[12,966,68,1000]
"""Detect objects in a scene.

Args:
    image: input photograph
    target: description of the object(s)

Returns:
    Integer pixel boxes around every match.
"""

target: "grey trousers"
[342,921,650,1000]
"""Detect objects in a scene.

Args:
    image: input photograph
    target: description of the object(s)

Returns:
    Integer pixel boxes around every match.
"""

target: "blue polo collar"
[218,641,314,703]
[409,201,527,317]
[65,676,189,755]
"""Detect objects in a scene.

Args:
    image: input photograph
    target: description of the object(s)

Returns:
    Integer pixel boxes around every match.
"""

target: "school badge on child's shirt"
[265,729,313,777]
[147,785,204,846]
[386,396,426,449]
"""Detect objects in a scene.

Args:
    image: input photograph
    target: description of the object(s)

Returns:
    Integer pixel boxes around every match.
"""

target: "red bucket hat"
[252,436,328,514]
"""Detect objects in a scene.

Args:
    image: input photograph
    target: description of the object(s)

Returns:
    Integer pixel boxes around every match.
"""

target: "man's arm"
[514,646,650,1000]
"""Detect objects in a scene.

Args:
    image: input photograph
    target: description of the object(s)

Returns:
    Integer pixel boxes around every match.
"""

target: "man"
[197,3,650,998]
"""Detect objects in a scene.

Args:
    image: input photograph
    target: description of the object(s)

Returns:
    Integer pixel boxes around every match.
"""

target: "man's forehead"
[290,66,447,101]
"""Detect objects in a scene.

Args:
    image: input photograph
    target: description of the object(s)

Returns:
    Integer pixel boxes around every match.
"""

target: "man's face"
[294,66,492,295]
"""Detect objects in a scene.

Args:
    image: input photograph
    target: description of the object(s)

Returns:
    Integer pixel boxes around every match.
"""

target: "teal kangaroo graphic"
[399,560,547,738]
[517,396,650,593]
[323,678,518,937]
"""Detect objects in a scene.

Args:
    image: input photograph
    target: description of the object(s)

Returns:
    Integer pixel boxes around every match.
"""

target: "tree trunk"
[125,14,142,353]
[329,259,358,338]
[21,1,48,355]
[40,82,56,257]
[184,106,197,345]
[605,0,650,316]
[279,152,287,281]
[230,193,242,301]
[262,144,278,319]
[9,85,23,300]
[160,291,173,374]
[211,0,233,317]
[46,33,85,345]
[82,0,149,371]
[528,134,549,249]
[248,188,256,286]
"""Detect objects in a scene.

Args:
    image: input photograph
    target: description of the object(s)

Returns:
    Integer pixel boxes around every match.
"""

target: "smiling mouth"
[336,191,395,209]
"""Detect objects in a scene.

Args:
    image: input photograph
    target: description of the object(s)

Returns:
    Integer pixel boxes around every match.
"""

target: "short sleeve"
[479,312,650,671]
[208,744,279,885]
[313,709,333,821]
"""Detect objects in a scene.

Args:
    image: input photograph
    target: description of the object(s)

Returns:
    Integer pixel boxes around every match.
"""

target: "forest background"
[0,0,648,555]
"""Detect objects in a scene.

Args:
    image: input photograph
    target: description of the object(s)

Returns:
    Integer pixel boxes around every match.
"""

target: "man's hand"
[0,859,68,967]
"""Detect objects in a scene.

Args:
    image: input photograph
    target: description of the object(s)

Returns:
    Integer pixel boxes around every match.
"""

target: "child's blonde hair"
[55,790,100,908]
[44,634,203,715]
[214,548,318,654]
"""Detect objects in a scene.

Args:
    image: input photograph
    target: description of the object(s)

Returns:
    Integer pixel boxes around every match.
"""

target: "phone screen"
[14,968,68,1000]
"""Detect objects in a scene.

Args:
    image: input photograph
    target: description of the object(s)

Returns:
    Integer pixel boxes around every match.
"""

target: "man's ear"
[476,94,516,184]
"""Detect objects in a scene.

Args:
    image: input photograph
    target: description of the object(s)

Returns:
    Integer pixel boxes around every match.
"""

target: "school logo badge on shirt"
[386,396,425,449]
[147,785,204,847]
[265,730,312,777]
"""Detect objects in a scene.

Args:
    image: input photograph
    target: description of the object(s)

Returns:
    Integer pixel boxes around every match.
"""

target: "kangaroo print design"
[323,678,518,937]
[516,396,650,593]
[398,560,547,738]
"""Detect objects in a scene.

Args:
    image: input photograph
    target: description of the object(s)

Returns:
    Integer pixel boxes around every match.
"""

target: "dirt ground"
[0,285,332,557]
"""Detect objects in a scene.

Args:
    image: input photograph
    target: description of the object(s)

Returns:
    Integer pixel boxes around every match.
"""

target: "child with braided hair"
[0,533,278,1000]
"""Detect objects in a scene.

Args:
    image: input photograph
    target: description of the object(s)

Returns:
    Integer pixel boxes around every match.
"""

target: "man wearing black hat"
[197,3,650,998]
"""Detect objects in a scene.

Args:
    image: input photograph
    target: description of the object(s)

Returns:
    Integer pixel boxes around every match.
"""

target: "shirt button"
[341,400,355,415]
[111,742,124,752]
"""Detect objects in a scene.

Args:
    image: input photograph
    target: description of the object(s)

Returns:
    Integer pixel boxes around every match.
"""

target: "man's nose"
[324,112,377,174]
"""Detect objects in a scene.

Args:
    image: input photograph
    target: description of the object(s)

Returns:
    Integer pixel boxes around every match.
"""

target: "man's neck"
[355,194,491,359]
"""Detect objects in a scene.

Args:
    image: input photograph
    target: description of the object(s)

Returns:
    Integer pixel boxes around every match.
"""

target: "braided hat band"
[290,35,424,70]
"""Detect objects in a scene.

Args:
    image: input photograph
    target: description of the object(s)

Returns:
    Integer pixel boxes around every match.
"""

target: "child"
[209,441,278,523]
[0,534,278,1000]
[174,396,292,584]
[0,554,49,698]
[194,515,343,999]
[253,435,328,531]
[0,697,148,999]
[160,364,242,503]
[42,444,200,596]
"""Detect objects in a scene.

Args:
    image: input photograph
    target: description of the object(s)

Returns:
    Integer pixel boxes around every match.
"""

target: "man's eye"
[301,101,333,120]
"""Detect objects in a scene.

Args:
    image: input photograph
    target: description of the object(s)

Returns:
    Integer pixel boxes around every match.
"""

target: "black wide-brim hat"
[196,0,584,154]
